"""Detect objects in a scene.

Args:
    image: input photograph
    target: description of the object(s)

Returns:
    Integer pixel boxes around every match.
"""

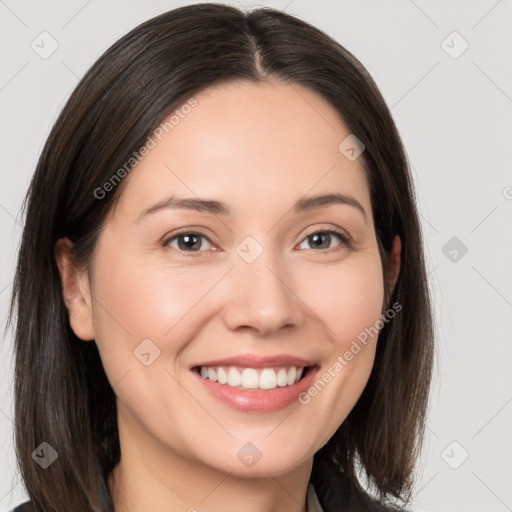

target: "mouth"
[191,364,314,391]
[191,362,320,412]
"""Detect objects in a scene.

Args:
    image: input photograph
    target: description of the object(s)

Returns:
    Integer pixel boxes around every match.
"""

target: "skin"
[56,80,401,512]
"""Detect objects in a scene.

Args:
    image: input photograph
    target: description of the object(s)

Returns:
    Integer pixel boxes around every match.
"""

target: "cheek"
[294,255,384,431]
[89,252,226,384]
[92,256,213,340]
[330,258,384,380]
[299,255,385,347]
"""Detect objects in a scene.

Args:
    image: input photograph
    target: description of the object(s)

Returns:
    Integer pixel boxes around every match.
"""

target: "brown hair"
[7,3,434,511]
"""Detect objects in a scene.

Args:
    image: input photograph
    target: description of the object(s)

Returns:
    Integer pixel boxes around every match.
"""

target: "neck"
[108,410,313,512]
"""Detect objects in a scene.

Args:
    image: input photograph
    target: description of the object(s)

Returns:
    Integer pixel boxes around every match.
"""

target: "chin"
[196,440,313,478]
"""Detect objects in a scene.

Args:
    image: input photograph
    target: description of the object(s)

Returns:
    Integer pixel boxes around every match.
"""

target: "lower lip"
[192,366,319,413]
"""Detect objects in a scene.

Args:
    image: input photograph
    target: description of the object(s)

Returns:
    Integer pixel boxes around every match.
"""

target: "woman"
[7,3,434,511]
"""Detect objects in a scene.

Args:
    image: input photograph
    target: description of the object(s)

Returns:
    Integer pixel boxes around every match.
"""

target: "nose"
[221,250,304,337]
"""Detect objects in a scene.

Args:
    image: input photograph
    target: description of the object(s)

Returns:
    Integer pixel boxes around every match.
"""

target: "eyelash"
[162,228,351,256]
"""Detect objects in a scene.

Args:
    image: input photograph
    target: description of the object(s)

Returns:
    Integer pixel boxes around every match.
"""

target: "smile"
[191,364,319,412]
[196,365,307,390]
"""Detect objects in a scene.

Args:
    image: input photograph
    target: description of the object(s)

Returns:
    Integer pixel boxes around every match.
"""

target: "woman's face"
[61,80,398,478]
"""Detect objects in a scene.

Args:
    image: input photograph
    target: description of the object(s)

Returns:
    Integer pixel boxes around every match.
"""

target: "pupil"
[310,233,329,249]
[179,234,200,251]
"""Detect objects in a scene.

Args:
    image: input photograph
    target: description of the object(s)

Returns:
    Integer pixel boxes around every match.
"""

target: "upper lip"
[191,354,317,369]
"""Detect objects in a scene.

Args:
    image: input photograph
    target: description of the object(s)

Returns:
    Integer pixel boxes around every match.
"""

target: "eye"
[164,231,214,253]
[297,229,349,251]
[163,228,350,255]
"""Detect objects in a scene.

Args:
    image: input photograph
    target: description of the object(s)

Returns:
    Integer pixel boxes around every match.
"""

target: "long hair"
[7,3,434,511]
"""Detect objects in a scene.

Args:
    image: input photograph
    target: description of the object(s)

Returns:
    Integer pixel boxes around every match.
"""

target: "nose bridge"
[222,235,302,335]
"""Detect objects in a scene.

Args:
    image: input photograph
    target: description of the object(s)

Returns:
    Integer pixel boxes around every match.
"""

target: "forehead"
[109,80,371,224]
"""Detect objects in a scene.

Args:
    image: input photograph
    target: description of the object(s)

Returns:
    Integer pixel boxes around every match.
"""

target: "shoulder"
[311,470,411,512]
[10,501,34,512]
[349,489,411,512]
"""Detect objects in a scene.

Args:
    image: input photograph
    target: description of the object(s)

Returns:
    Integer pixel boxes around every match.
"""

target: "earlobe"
[388,235,401,292]
[54,237,95,341]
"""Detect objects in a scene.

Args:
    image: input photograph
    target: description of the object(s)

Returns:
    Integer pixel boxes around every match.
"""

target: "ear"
[387,235,401,293]
[54,237,95,341]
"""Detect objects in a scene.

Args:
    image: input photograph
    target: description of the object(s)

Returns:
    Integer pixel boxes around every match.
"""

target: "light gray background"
[1,1,511,511]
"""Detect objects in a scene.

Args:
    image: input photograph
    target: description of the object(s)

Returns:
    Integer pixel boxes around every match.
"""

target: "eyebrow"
[136,192,368,223]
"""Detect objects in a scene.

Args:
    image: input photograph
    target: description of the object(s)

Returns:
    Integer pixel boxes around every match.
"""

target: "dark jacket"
[11,504,32,512]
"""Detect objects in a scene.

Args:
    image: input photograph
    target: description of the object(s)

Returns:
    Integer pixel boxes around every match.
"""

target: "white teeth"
[277,368,289,387]
[287,367,297,386]
[198,366,306,390]
[228,367,241,387]
[241,368,259,389]
[217,367,228,384]
[259,368,277,389]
